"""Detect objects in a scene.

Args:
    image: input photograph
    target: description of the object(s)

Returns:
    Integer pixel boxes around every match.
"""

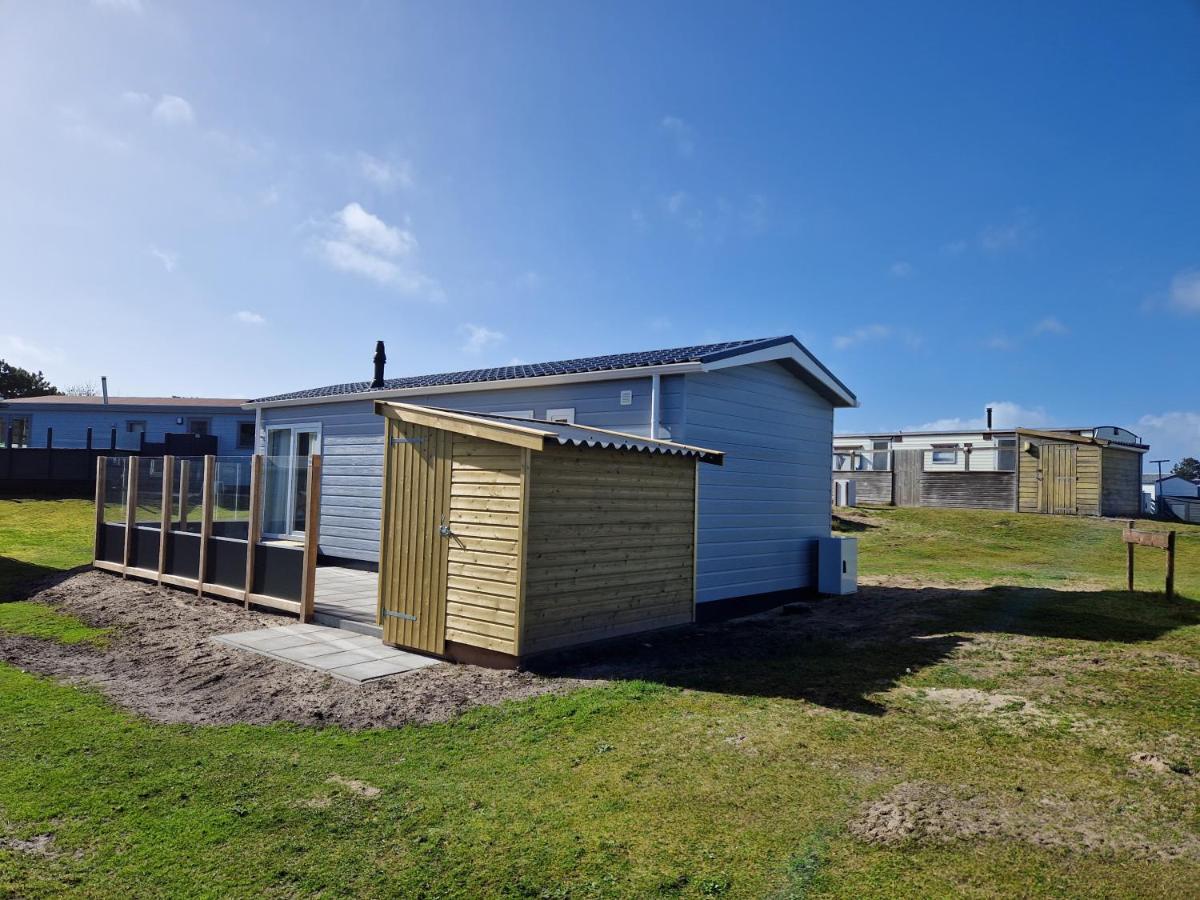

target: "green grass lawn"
[1,499,1198,898]
[0,498,94,598]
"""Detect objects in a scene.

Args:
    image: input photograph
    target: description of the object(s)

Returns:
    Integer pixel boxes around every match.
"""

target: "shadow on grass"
[831,514,879,533]
[532,585,1200,716]
[0,559,82,602]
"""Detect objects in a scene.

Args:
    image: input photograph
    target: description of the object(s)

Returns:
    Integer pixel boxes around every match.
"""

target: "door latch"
[439,516,451,538]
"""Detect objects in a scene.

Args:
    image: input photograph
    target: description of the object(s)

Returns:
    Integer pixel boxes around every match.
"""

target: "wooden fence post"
[243,454,263,608]
[46,427,54,481]
[1166,531,1176,601]
[86,427,93,451]
[197,455,215,597]
[110,428,117,451]
[1126,520,1135,592]
[93,456,106,564]
[158,456,174,584]
[123,456,139,576]
[299,454,322,623]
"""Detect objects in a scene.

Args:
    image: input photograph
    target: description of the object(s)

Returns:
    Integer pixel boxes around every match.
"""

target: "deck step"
[312,610,383,638]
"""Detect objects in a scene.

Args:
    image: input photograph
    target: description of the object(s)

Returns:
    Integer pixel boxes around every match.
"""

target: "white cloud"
[985,334,1016,351]
[152,95,194,126]
[149,246,178,273]
[889,261,914,278]
[120,91,151,107]
[1168,270,1200,314]
[0,335,64,365]
[941,239,968,255]
[663,191,703,231]
[233,310,266,325]
[1033,316,1068,335]
[833,324,921,351]
[460,323,505,354]
[92,0,143,11]
[660,115,695,157]
[357,152,413,191]
[979,211,1035,252]
[313,202,440,297]
[1136,411,1200,464]
[916,401,1051,432]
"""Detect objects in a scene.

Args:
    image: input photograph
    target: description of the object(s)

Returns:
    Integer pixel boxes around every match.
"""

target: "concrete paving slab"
[214,623,441,683]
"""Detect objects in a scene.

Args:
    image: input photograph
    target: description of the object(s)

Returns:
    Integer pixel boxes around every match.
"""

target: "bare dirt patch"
[850,781,1200,861]
[0,570,588,730]
[326,775,382,798]
[0,833,56,857]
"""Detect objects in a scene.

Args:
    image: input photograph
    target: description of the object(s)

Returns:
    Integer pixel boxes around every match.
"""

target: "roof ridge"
[250,336,791,404]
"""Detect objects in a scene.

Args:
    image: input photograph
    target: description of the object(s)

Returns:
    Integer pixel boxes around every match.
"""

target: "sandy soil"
[849,780,1200,861]
[0,569,588,729]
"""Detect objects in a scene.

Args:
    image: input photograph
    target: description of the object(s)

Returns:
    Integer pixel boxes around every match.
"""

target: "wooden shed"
[1016,428,1144,517]
[373,402,724,667]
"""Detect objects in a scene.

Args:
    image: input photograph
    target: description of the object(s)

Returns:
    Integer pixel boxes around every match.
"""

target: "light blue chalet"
[246,337,857,616]
[0,395,254,455]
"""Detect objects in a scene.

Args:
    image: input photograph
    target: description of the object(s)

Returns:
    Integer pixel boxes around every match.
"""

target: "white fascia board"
[700,344,858,407]
[245,362,705,410]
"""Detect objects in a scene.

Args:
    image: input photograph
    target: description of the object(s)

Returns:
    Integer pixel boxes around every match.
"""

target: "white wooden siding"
[679,361,833,603]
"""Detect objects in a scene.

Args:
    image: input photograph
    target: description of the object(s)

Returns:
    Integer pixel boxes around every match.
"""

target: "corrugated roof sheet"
[251,336,802,404]
[470,411,724,464]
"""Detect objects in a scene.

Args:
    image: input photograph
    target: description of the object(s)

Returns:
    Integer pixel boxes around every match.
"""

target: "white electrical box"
[818,537,857,595]
[832,479,857,508]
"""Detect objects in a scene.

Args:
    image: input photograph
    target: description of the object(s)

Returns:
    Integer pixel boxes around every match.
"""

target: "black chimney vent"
[372,340,387,389]
[986,406,993,430]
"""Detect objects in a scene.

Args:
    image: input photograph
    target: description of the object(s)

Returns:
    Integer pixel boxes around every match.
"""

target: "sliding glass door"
[263,425,320,538]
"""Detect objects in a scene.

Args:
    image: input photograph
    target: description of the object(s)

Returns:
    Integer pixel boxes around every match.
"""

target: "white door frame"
[262,423,322,539]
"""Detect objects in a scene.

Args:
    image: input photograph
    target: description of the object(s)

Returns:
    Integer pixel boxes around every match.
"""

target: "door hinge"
[383,610,418,622]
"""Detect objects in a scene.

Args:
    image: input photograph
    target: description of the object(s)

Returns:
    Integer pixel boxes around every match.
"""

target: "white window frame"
[545,407,576,425]
[262,423,322,539]
[930,449,958,465]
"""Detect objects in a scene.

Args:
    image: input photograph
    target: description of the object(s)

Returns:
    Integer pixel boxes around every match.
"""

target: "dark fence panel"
[207,537,248,590]
[130,525,161,571]
[165,531,202,580]
[97,523,126,564]
[254,544,303,602]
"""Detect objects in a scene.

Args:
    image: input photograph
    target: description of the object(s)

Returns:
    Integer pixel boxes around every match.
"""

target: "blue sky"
[1,1,1197,462]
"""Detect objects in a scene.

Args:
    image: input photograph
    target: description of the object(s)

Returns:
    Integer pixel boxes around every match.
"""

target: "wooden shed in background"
[374,402,723,667]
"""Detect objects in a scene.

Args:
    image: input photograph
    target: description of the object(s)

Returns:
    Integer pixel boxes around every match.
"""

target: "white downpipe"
[254,406,263,454]
[649,373,660,439]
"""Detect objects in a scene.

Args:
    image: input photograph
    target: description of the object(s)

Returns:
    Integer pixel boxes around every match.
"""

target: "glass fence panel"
[102,457,128,523]
[214,456,252,540]
[134,458,164,526]
[169,457,206,534]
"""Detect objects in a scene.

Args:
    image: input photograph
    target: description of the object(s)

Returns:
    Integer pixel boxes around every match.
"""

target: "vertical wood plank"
[511,445,532,657]
[692,459,700,622]
[197,455,215,597]
[299,454,322,622]
[123,456,139,576]
[93,456,106,564]
[1166,531,1176,600]
[243,454,263,607]
[157,455,174,583]
[1127,520,1135,592]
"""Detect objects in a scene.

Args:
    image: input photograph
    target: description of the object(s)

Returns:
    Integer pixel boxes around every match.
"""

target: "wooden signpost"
[1124,521,1177,599]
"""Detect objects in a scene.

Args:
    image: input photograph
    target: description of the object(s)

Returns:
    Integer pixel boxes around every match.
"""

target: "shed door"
[893,450,923,507]
[1041,444,1077,515]
[378,419,452,654]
